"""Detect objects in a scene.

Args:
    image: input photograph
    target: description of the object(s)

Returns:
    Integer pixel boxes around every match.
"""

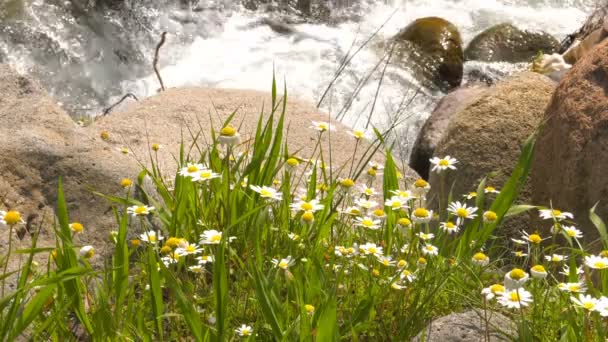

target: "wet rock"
[465,23,559,63]
[413,310,516,341]
[391,17,464,92]
[409,84,488,179]
[531,40,608,242]
[559,4,607,54]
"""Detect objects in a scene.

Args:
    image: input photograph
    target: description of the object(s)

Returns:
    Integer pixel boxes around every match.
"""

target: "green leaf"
[590,202,608,249]
[315,298,337,342]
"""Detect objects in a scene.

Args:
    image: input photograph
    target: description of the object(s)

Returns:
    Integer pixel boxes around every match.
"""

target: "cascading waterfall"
[0,0,595,156]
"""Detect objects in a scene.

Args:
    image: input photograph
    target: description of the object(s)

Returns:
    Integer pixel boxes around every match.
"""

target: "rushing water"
[0,0,595,156]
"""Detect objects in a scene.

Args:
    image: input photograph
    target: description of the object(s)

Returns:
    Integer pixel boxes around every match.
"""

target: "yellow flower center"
[187,165,199,173]
[509,292,520,302]
[70,222,84,233]
[368,247,377,254]
[120,178,132,188]
[210,234,222,243]
[220,126,236,137]
[100,130,110,140]
[4,211,21,225]
[286,158,299,167]
[148,235,157,243]
[200,171,212,179]
[484,211,497,221]
[510,268,526,280]
[353,130,365,138]
[569,284,580,292]
[372,269,380,277]
[456,208,469,218]
[391,201,402,209]
[279,261,288,268]
[445,222,456,229]
[131,239,141,247]
[305,304,315,314]
[552,209,562,217]
[301,203,313,211]
[317,123,328,131]
[567,230,577,237]
[414,179,428,188]
[260,189,273,197]
[120,147,129,154]
[438,159,449,167]
[485,186,495,192]
[583,302,595,310]
[601,250,608,258]
[84,249,94,259]
[397,260,407,268]
[151,143,160,151]
[361,219,374,227]
[528,234,542,244]
[241,328,251,336]
[594,261,607,269]
[367,168,377,176]
[398,218,412,227]
[418,257,427,265]
[473,252,487,261]
[186,245,196,253]
[490,284,505,294]
[160,245,171,254]
[402,270,411,277]
[346,247,355,255]
[134,206,147,215]
[340,179,355,188]
[468,192,477,198]
[382,259,390,266]
[373,209,385,217]
[302,212,314,223]
[425,246,434,252]
[165,237,180,248]
[413,208,429,218]
[531,265,546,273]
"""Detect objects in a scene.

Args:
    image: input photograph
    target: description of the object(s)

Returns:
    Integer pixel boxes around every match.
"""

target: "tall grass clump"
[1,78,608,340]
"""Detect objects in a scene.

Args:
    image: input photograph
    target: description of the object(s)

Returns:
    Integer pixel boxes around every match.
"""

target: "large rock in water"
[561,6,608,65]
[429,72,555,236]
[464,23,559,63]
[409,84,488,180]
[413,310,516,341]
[392,17,463,92]
[0,64,413,267]
[531,40,608,241]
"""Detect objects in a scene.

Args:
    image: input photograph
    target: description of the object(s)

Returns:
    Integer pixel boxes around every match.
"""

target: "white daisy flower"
[359,243,383,257]
[376,255,396,267]
[498,288,533,309]
[585,255,608,270]
[360,186,377,197]
[429,156,458,173]
[79,245,95,259]
[218,126,241,146]
[199,230,223,245]
[439,221,460,234]
[354,216,381,230]
[562,226,583,239]
[539,208,573,221]
[354,198,378,210]
[341,206,362,217]
[560,264,583,276]
[545,254,567,263]
[417,232,435,240]
[310,121,335,132]
[348,128,370,140]
[412,179,431,196]
[484,186,500,194]
[290,199,324,213]
[504,268,529,289]
[140,231,164,245]
[271,256,295,270]
[421,244,439,256]
[197,255,214,264]
[558,282,587,293]
[235,324,253,337]
[472,252,489,266]
[193,169,221,182]
[385,196,408,211]
[412,208,433,224]
[530,265,548,279]
[391,189,413,201]
[179,163,206,178]
[175,242,203,256]
[571,294,600,311]
[250,185,282,201]
[482,284,505,300]
[448,201,478,224]
[127,205,155,217]
[399,269,416,282]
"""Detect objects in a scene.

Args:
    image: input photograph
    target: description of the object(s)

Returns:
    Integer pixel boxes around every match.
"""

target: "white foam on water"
[118,0,591,156]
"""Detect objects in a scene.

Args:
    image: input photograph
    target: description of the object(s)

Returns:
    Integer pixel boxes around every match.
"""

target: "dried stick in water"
[154,32,168,92]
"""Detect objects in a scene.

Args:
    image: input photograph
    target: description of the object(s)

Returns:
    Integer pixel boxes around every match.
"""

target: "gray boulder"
[413,310,516,341]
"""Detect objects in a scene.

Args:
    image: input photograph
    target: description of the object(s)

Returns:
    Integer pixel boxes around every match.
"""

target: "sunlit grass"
[1,78,608,341]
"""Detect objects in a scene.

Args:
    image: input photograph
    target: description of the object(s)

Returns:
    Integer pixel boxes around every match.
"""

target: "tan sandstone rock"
[531,40,608,242]
[429,72,555,237]
[0,65,416,266]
